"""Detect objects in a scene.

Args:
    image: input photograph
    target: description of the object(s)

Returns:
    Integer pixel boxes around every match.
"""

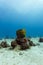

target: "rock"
[16,38,27,45]
[39,38,43,42]
[19,52,23,55]
[16,38,30,50]
[0,44,2,48]
[1,41,10,48]
[21,43,30,50]
[20,39,30,50]
[29,41,36,46]
[11,40,17,49]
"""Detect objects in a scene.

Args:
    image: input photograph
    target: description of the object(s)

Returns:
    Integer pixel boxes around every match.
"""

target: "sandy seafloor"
[0,38,43,65]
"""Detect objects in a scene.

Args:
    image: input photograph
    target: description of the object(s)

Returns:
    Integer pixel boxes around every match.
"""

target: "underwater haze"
[0,0,43,38]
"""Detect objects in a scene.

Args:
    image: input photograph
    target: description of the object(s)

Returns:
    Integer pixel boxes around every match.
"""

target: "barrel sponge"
[16,29,26,38]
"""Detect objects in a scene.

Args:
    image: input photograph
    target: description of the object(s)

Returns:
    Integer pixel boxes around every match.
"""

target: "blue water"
[0,0,43,38]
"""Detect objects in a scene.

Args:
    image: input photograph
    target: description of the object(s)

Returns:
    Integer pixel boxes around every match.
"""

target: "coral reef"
[11,29,36,50]
[0,29,36,50]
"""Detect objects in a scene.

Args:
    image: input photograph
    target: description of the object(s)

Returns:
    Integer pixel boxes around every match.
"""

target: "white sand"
[0,38,43,65]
